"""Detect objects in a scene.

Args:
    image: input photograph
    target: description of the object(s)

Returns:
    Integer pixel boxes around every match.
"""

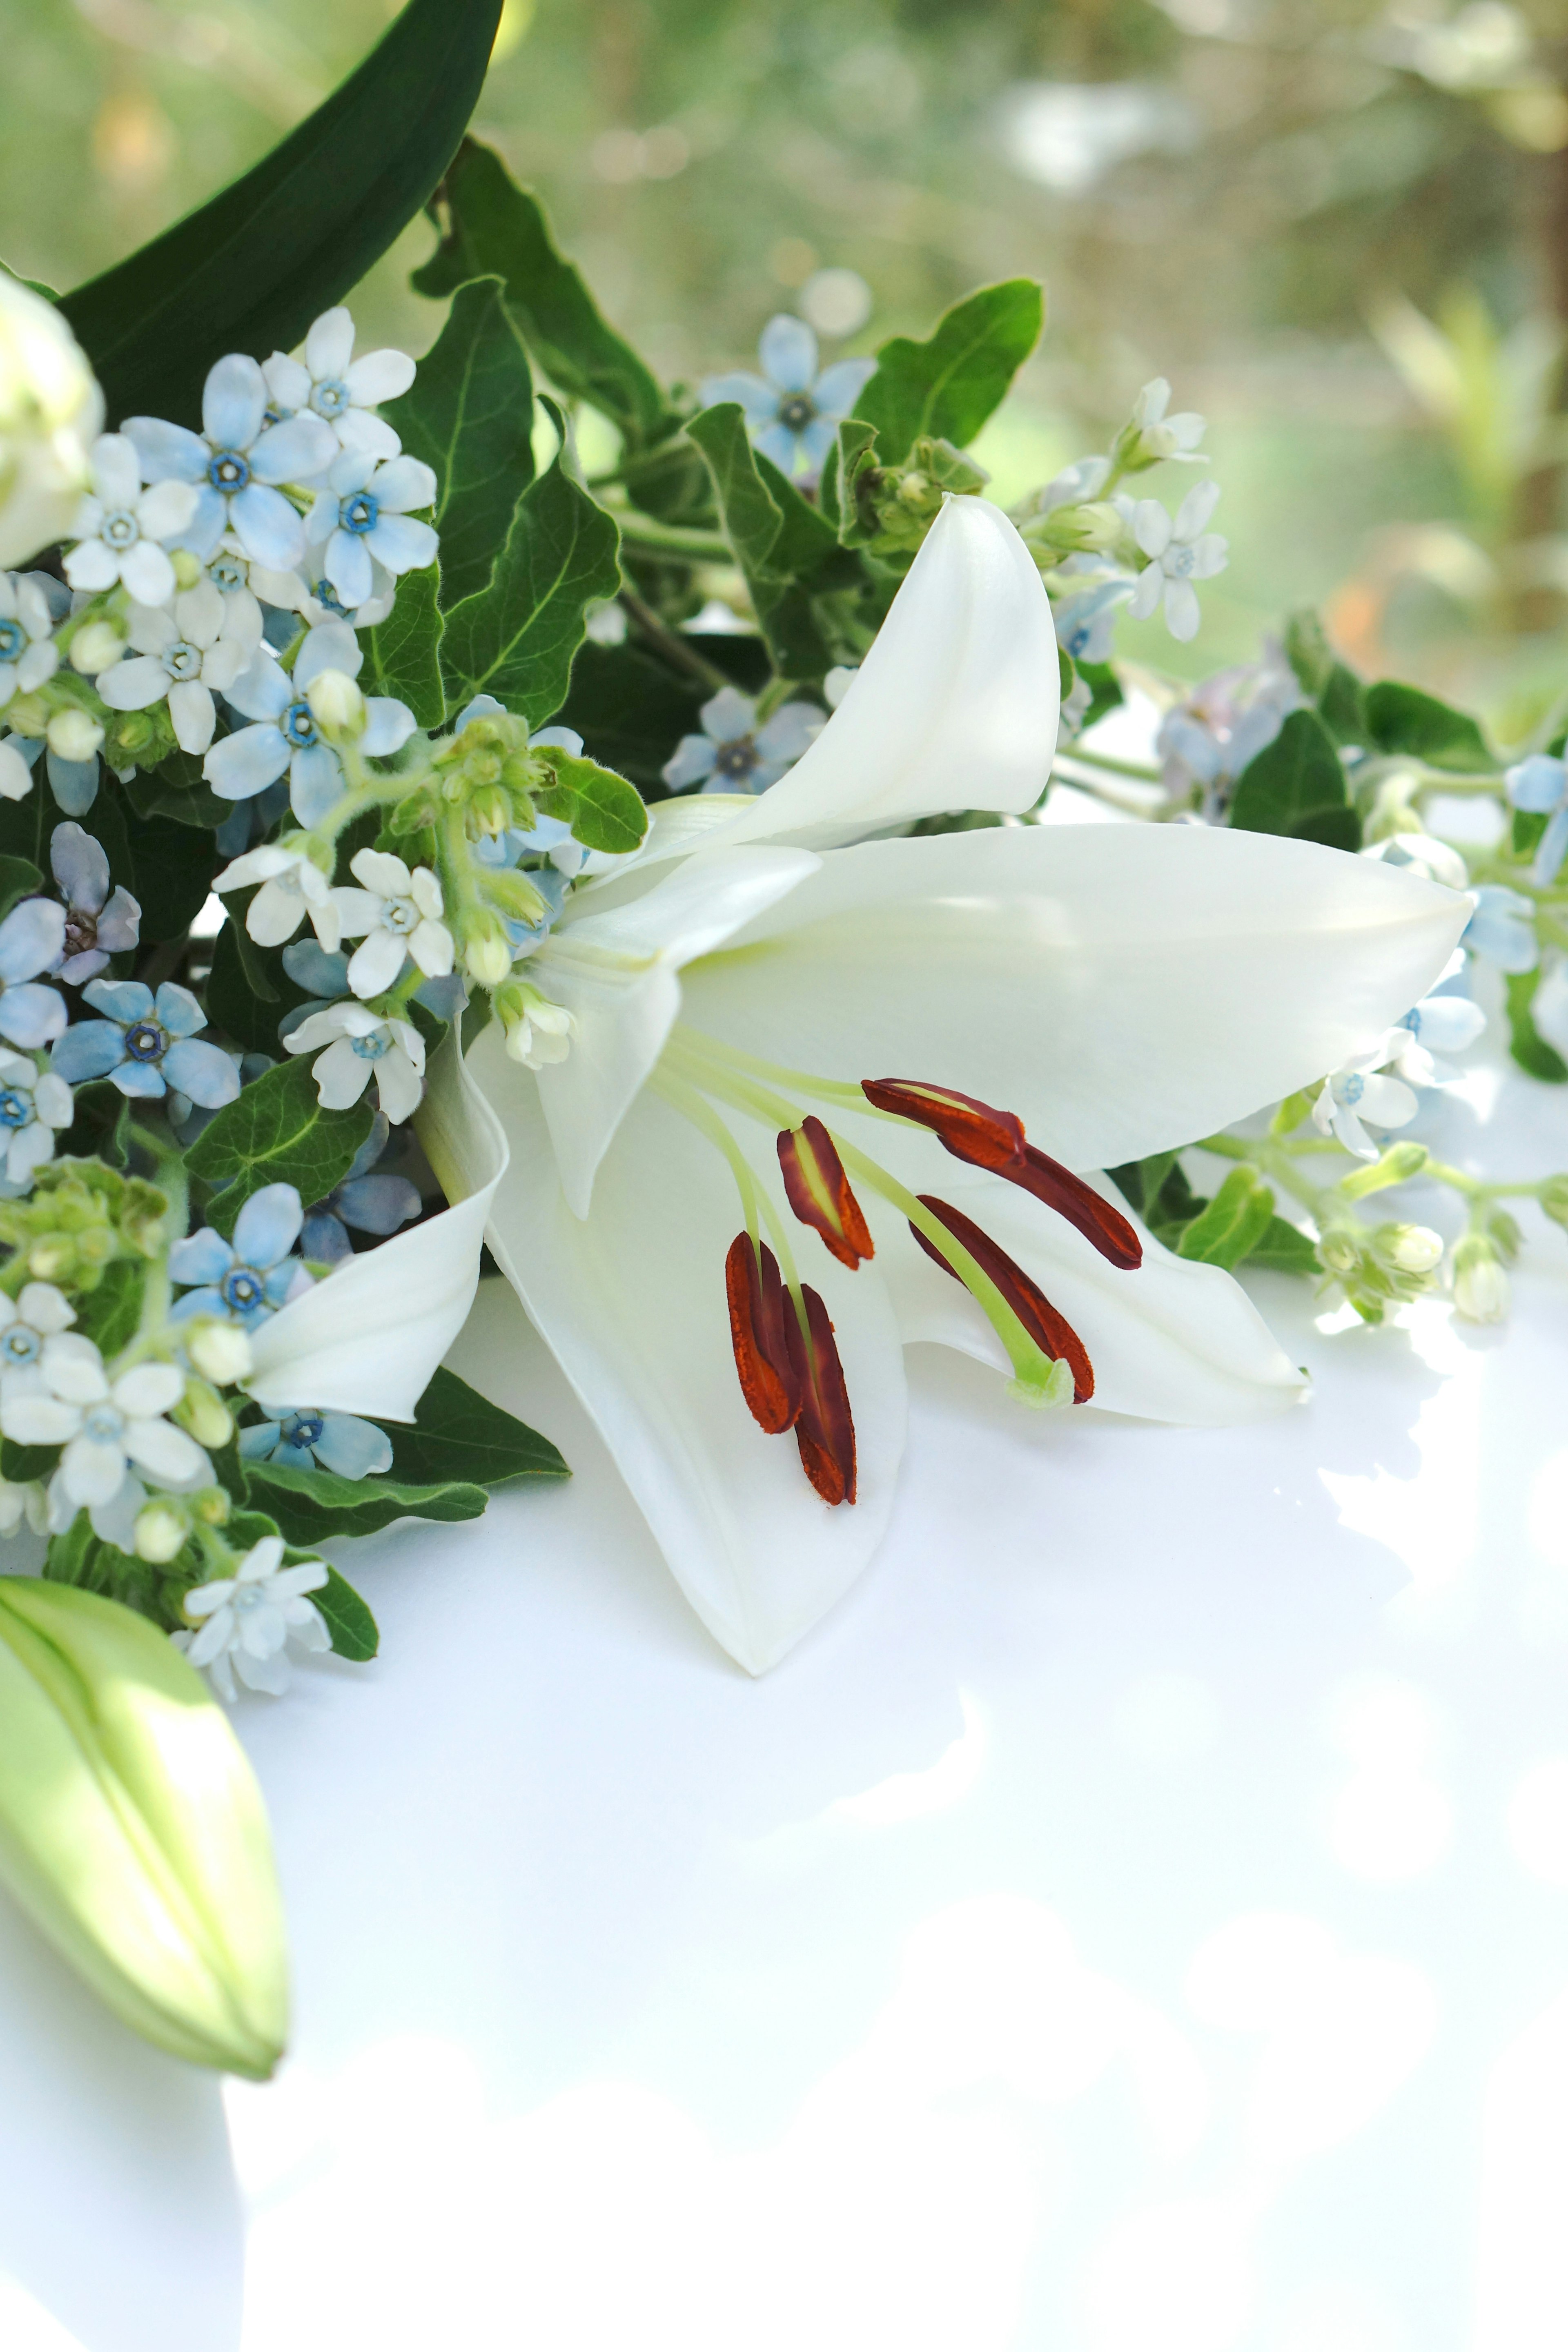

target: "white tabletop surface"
[3,1051,1568,2352]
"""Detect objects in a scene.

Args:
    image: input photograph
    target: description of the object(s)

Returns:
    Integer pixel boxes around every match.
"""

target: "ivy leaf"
[60,0,505,428]
[313,1566,380,1663]
[1174,1166,1278,1268]
[685,403,853,677]
[1229,709,1360,851]
[383,275,536,611]
[241,1456,490,1543]
[438,408,622,723]
[533,749,648,855]
[362,564,446,729]
[413,140,678,452]
[187,1059,373,1238]
[390,1365,568,1487]
[853,281,1045,466]
[1504,967,1568,1082]
[0,857,42,922]
[1364,682,1492,774]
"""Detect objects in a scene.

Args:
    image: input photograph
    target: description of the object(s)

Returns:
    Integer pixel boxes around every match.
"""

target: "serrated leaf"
[1174,1167,1277,1268]
[313,1565,380,1662]
[413,141,677,452]
[187,1059,373,1238]
[383,276,536,611]
[242,1456,489,1543]
[1364,681,1491,774]
[1229,708,1360,851]
[439,414,622,722]
[60,0,504,428]
[534,749,648,855]
[363,564,445,728]
[390,1365,568,1488]
[853,281,1045,465]
[686,403,851,677]
[1505,967,1568,1082]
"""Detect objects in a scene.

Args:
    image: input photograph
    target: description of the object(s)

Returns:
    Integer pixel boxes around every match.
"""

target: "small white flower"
[305,450,438,610]
[700,316,875,479]
[122,356,337,574]
[1312,1042,1419,1160]
[262,307,414,463]
[0,1338,211,1532]
[174,1533,330,1702]
[1362,834,1471,893]
[205,620,416,828]
[500,983,575,1070]
[0,1054,72,1189]
[0,570,58,708]
[96,582,249,754]
[330,849,454,997]
[0,1473,46,1535]
[213,840,341,951]
[1385,985,1485,1086]
[62,434,198,608]
[1451,1237,1509,1324]
[1125,479,1228,643]
[0,1280,76,1380]
[197,537,300,659]
[282,999,426,1122]
[1131,377,1207,463]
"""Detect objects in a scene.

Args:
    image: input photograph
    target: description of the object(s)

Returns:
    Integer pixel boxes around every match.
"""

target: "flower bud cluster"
[849,436,990,555]
[1317,1216,1447,1321]
[0,1162,167,1287]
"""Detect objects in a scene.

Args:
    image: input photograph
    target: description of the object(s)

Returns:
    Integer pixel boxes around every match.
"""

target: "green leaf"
[1,1438,56,1486]
[390,1365,568,1487]
[205,904,315,1056]
[1104,1152,1176,1221]
[122,756,230,831]
[1076,659,1124,733]
[1229,708,1360,851]
[313,1566,380,1663]
[534,749,648,855]
[187,1059,373,1237]
[1504,967,1568,1082]
[439,409,623,722]
[242,1456,489,1543]
[413,141,677,451]
[363,564,446,729]
[1245,1216,1323,1276]
[60,1079,132,1172]
[1174,1166,1278,1268]
[74,1258,145,1359]
[60,0,505,428]
[86,788,216,944]
[383,276,536,611]
[685,404,851,677]
[0,857,42,922]
[1364,682,1492,774]
[853,281,1045,465]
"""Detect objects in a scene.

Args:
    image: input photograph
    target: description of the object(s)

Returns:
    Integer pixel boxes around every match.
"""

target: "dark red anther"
[912,1194,1095,1402]
[862,1076,1141,1271]
[725,1233,802,1435]
[784,1283,858,1505]
[777,1115,874,1270]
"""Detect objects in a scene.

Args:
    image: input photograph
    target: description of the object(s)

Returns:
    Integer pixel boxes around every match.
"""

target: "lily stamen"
[912,1195,1095,1401]
[777,1116,875,1269]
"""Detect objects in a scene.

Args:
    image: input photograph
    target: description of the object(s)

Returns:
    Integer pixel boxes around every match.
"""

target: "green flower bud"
[1338,1141,1429,1200]
[304,666,366,741]
[174,1375,231,1450]
[193,1486,231,1528]
[1452,1233,1509,1323]
[171,548,204,590]
[1539,1173,1568,1229]
[0,1577,287,2077]
[463,909,515,989]
[134,1499,189,1565]
[47,706,102,762]
[1376,1222,1444,1276]
[185,1319,254,1388]
[69,618,126,676]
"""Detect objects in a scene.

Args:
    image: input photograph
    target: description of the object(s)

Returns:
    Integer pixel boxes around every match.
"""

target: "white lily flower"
[419,495,1468,1675]
[329,848,454,998]
[1126,479,1228,642]
[0,275,103,567]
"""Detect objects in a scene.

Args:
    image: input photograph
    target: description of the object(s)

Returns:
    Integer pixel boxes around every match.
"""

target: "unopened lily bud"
[0,273,103,567]
[134,1498,189,1565]
[1381,1223,1443,1275]
[1452,1234,1509,1323]
[463,910,515,989]
[0,1576,287,2076]
[1539,1173,1568,1228]
[175,1375,232,1450]
[69,617,126,676]
[185,1319,253,1387]
[304,667,365,740]
[46,706,102,762]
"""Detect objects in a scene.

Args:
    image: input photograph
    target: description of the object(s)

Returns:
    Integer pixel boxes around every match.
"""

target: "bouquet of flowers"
[0,0,1559,2082]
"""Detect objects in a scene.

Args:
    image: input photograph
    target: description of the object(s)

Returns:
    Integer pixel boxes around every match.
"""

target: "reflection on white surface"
[1081,2194,1255,2352]
[1474,1986,1568,2350]
[0,2276,89,2352]
[1271,2281,1413,2352]
[1111,1668,1221,1763]
[832,1690,987,1825]
[1506,1759,1568,1885]
[1321,1676,1452,1880]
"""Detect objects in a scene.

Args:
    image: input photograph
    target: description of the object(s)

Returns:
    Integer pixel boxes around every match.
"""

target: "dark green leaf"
[1512,806,1548,860]
[413,141,677,451]
[243,1455,489,1542]
[86,786,215,944]
[439,410,623,722]
[1229,708,1360,851]
[1504,967,1568,1082]
[1317,663,1368,748]
[686,403,852,677]
[60,0,505,428]
[0,857,42,922]
[122,755,230,831]
[59,1078,132,1170]
[205,906,314,1056]
[314,1565,380,1662]
[1105,1152,1177,1221]
[1364,682,1492,774]
[384,276,536,611]
[1174,1166,1277,1268]
[853,281,1045,465]
[1245,1215,1323,1276]
[534,749,648,855]
[363,564,446,728]
[1076,659,1124,733]
[187,1058,373,1236]
[74,1257,145,1358]
[1,1438,56,1484]
[390,1364,568,1487]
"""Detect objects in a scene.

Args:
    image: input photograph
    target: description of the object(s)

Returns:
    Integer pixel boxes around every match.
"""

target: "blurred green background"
[6,0,1568,724]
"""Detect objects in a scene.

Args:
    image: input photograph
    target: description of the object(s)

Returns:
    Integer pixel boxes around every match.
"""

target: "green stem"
[1055,745,1163,784]
[617,586,731,690]
[612,511,732,563]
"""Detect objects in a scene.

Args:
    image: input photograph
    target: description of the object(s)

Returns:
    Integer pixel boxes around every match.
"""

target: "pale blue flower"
[1463,884,1537,973]
[1053,579,1132,667]
[122,355,339,572]
[0,728,102,818]
[168,1184,309,1329]
[1505,753,1568,886]
[701,316,875,478]
[239,1405,392,1480]
[203,621,414,826]
[0,898,68,1050]
[51,978,237,1104]
[661,686,822,796]
[303,450,438,611]
[49,822,141,985]
[301,1114,421,1265]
